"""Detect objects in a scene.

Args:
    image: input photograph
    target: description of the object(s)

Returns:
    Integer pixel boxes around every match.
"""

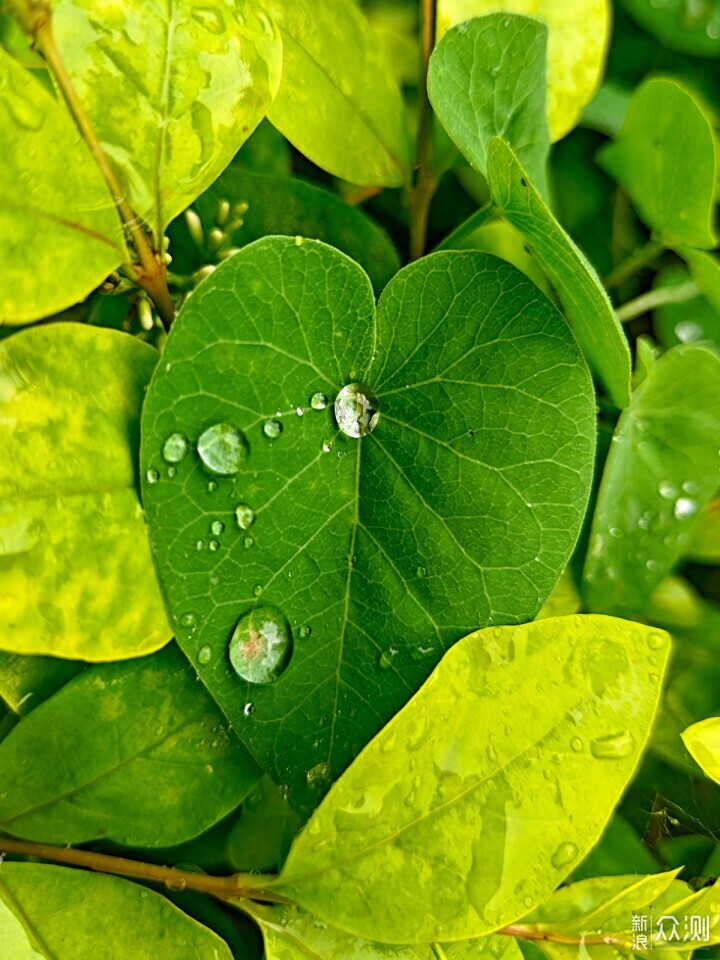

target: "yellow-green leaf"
[682,717,720,784]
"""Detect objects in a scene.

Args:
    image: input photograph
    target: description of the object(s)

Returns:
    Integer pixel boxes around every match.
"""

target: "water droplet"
[570,736,583,753]
[523,896,533,908]
[235,503,255,530]
[162,432,189,463]
[196,539,206,550]
[306,761,330,788]
[244,536,255,549]
[310,392,328,411]
[263,419,282,439]
[551,841,579,869]
[180,612,197,628]
[167,466,177,478]
[334,383,380,438]
[209,540,220,551]
[658,481,676,500]
[322,439,333,453]
[299,624,312,638]
[207,479,218,493]
[146,468,159,484]
[294,235,304,246]
[674,497,697,520]
[228,606,293,684]
[609,527,622,539]
[379,647,397,669]
[416,565,428,578]
[244,702,255,716]
[208,520,224,537]
[253,584,263,597]
[590,730,635,760]
[198,645,212,665]
[197,423,247,475]
[648,631,666,649]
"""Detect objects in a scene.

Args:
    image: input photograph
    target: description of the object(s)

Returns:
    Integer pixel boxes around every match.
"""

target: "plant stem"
[0,837,287,904]
[433,202,498,252]
[604,240,664,290]
[616,280,699,323]
[14,2,175,327]
[498,924,623,948]
[407,0,437,261]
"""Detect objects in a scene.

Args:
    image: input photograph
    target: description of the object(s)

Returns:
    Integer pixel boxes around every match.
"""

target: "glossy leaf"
[255,615,669,943]
[0,323,172,659]
[487,137,632,408]
[141,237,595,814]
[682,717,720,785]
[0,645,261,846]
[598,78,718,250]
[244,902,522,960]
[622,0,720,58]
[436,0,611,141]
[678,247,720,316]
[652,265,720,349]
[0,652,81,716]
[428,15,550,196]
[52,0,282,239]
[264,0,412,186]
[684,498,720,563]
[0,862,233,959]
[0,48,123,324]
[653,661,720,775]
[169,166,400,293]
[583,343,720,615]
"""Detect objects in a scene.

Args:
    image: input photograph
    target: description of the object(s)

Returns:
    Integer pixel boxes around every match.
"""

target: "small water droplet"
[210,520,225,537]
[590,730,635,760]
[229,606,293,684]
[609,527,622,539]
[209,540,220,551]
[674,497,697,520]
[207,479,218,493]
[244,536,255,549]
[322,439,333,453]
[198,645,212,665]
[180,613,197,628]
[167,465,177,478]
[253,584,263,597]
[244,702,255,716]
[379,647,397,669]
[658,481,676,500]
[551,841,579,869]
[523,896,533,908]
[263,419,282,439]
[334,383,380,438]
[310,392,328,411]
[196,539,206,550]
[647,631,666,650]
[570,736,583,753]
[235,503,255,530]
[306,761,330,788]
[299,624,312,638]
[416,565,428,578]
[146,468,159,484]
[197,423,247,475]
[162,432,189,463]
[294,235,304,246]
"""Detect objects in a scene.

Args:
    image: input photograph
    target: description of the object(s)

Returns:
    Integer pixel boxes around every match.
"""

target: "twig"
[616,280,699,323]
[408,0,437,260]
[433,201,497,252]
[604,240,664,290]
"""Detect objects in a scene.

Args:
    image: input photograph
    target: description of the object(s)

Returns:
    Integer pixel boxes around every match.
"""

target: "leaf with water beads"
[141,236,595,815]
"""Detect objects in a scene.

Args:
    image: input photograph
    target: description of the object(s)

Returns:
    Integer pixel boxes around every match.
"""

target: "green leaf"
[0,48,124,324]
[263,0,412,186]
[243,902,522,960]
[622,0,720,58]
[486,137,632,408]
[251,615,669,943]
[0,323,172,659]
[0,644,261,846]
[0,896,43,959]
[51,0,282,240]
[227,776,301,872]
[428,14,550,196]
[682,717,720,785]
[598,78,718,250]
[436,0,611,141]
[0,652,82,716]
[0,863,233,959]
[141,237,595,814]
[169,166,401,293]
[684,498,720,564]
[583,343,720,615]
[653,662,720,776]
[652,265,720,349]
[677,248,720,317]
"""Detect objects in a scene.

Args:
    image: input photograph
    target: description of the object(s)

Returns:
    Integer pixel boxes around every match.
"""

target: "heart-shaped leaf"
[51,0,282,241]
[141,237,595,813]
[247,615,669,942]
[0,48,124,324]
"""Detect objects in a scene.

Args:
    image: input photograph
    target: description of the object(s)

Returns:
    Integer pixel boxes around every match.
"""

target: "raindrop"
[235,503,255,530]
[167,466,177,478]
[180,613,197,628]
[523,896,533,909]
[294,235,304,246]
[322,439,333,453]
[416,565,428,578]
[306,762,331,788]
[198,645,212,665]
[146,468,159,484]
[334,383,380,438]
[253,584,263,596]
[197,423,247,475]
[658,481,676,500]
[310,392,328,411]
[551,842,579,869]
[244,702,255,716]
[674,497,697,520]
[570,737,583,753]
[647,632,666,650]
[209,540,220,551]
[263,419,282,439]
[210,520,225,537]
[196,539,206,550]
[228,606,293,684]
[162,432,189,463]
[299,624,312,638]
[244,536,255,549]
[379,647,397,669]
[207,480,219,493]
[590,730,635,760]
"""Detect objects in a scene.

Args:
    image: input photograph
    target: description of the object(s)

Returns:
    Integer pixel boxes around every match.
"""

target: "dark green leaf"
[0,645,261,846]
[428,14,550,196]
[0,862,232,959]
[569,815,658,882]
[251,616,669,943]
[622,0,720,58]
[0,323,171,659]
[141,237,595,814]
[0,652,82,716]
[487,137,632,408]
[583,343,720,615]
[227,776,301,872]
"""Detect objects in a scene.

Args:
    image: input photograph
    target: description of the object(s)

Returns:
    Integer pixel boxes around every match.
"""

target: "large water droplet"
[334,383,380,438]
[210,520,225,537]
[229,606,293,684]
[235,503,255,530]
[162,432,189,463]
[590,730,635,760]
[310,392,328,411]
[551,842,579,869]
[262,419,282,439]
[197,423,247,475]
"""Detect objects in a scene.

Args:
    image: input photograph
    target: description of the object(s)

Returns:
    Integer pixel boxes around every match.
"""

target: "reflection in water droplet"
[210,520,225,536]
[229,606,293,684]
[334,383,380,438]
[551,842,579,869]
[590,730,635,760]
[235,503,255,530]
[198,645,212,665]
[196,539,206,550]
[197,423,247,475]
[263,419,282,439]
[244,702,255,716]
[322,439,333,453]
[674,497,697,520]
[311,392,328,411]
[658,481,676,500]
[146,469,159,484]
[162,432,189,463]
[180,612,197,628]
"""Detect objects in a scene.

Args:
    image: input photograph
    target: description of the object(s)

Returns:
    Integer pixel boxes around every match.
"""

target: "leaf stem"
[616,280,699,323]
[408,0,438,261]
[433,202,498,252]
[604,240,664,290]
[498,923,623,948]
[0,837,287,904]
[12,1,176,327]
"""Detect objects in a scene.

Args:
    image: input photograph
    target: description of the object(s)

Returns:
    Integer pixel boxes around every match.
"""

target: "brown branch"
[499,923,624,948]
